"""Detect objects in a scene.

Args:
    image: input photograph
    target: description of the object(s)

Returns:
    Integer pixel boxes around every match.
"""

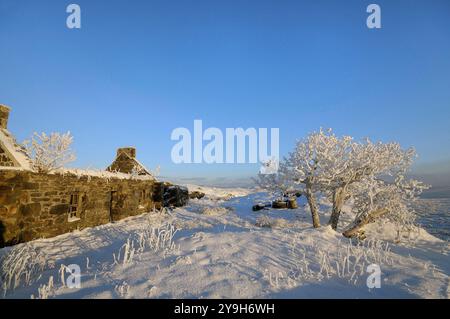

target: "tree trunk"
[342,208,388,238]
[329,187,346,230]
[305,185,321,228]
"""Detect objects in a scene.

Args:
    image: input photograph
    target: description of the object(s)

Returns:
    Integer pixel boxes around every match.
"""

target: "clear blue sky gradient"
[1,0,450,180]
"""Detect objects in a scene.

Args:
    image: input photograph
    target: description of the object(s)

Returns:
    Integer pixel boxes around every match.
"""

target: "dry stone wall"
[0,169,159,247]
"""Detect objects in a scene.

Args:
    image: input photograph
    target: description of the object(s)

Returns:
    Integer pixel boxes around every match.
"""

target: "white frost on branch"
[23,131,76,173]
[346,176,430,236]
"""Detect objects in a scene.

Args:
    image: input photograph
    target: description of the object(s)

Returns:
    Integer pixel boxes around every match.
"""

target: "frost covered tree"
[255,129,352,228]
[326,139,417,230]
[282,129,355,228]
[255,128,427,233]
[342,176,429,239]
[23,131,76,173]
[283,129,417,230]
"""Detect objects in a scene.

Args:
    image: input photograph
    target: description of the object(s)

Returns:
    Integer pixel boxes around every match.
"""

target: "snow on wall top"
[53,168,156,181]
[0,128,156,180]
[0,106,156,181]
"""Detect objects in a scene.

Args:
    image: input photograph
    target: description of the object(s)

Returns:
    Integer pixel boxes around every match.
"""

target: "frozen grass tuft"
[115,281,130,298]
[113,222,179,267]
[0,243,47,296]
[113,237,136,266]
[256,216,290,229]
[136,222,179,254]
[200,206,233,216]
[31,276,54,299]
[264,234,394,289]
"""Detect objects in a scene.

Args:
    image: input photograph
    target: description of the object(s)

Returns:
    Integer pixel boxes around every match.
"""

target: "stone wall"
[0,104,10,130]
[0,145,15,167]
[0,169,160,247]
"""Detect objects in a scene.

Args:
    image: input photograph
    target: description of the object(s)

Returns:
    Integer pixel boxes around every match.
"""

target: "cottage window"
[68,194,81,222]
[140,190,146,203]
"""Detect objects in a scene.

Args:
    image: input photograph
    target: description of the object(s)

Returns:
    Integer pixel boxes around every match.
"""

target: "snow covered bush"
[325,138,417,230]
[23,131,76,173]
[343,176,429,239]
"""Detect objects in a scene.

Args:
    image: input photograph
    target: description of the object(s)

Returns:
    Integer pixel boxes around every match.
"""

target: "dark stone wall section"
[0,145,15,167]
[0,170,159,247]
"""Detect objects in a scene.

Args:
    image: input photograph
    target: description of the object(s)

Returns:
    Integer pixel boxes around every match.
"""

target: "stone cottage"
[0,104,183,247]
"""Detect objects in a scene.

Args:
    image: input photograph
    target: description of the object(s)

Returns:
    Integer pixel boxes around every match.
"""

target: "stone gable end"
[0,144,16,167]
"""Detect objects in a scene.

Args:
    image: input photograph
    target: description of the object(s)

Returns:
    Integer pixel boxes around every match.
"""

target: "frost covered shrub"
[200,206,232,216]
[255,216,289,229]
[344,177,429,239]
[256,216,273,228]
[23,131,76,173]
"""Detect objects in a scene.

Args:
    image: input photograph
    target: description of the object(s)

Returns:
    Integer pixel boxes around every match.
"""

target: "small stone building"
[0,105,172,247]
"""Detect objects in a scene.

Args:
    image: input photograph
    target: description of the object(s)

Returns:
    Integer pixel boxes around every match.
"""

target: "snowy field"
[416,197,450,242]
[1,185,449,299]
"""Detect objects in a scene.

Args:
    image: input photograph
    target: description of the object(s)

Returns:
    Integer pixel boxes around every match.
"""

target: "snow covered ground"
[1,186,449,299]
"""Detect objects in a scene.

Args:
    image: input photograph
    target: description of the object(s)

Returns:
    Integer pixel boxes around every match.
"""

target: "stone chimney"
[117,147,136,159]
[0,104,10,130]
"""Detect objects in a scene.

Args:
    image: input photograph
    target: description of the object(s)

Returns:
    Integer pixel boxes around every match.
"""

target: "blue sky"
[1,0,449,182]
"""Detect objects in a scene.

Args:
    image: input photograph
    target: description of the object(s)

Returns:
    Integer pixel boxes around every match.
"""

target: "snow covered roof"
[0,128,33,170]
[130,157,152,175]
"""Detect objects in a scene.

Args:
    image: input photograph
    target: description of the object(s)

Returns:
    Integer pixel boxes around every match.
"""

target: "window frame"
[68,193,81,222]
